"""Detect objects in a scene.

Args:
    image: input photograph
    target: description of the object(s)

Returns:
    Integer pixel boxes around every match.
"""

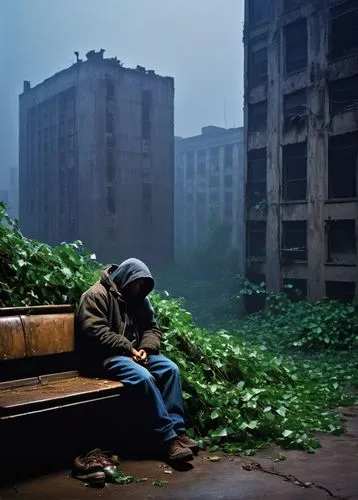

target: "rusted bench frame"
[0,305,123,421]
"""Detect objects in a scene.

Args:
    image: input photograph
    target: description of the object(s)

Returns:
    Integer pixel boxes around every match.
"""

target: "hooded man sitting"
[75,257,198,461]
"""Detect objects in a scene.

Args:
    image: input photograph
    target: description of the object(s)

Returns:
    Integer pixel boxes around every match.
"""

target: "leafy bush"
[236,280,358,350]
[0,203,100,307]
[0,205,356,454]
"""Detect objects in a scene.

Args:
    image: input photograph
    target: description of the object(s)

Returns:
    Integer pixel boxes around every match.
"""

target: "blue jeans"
[103,353,185,444]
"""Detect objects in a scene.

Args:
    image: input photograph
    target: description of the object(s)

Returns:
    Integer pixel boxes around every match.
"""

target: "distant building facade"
[19,49,174,266]
[244,0,358,302]
[174,126,244,267]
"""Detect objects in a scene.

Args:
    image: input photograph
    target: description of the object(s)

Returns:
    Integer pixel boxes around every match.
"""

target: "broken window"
[247,148,266,205]
[224,144,233,167]
[326,219,356,265]
[142,90,151,140]
[330,0,358,59]
[326,281,355,302]
[247,221,266,258]
[248,101,267,133]
[106,186,116,214]
[281,221,307,261]
[249,0,269,26]
[249,44,268,87]
[329,74,358,115]
[328,132,357,199]
[282,278,307,300]
[283,89,307,131]
[285,19,308,73]
[282,142,307,201]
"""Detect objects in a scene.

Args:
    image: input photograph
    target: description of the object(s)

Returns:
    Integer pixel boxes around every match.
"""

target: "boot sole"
[72,471,106,486]
[168,449,194,461]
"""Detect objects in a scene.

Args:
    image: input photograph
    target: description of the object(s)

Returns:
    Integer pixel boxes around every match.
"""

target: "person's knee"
[165,359,180,377]
[135,368,155,386]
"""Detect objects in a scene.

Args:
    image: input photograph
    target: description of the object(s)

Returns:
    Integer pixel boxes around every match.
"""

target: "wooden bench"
[0,304,123,421]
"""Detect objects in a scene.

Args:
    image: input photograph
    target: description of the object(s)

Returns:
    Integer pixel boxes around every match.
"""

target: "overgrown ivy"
[0,203,357,455]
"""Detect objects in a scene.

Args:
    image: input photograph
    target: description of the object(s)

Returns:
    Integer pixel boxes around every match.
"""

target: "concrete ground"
[1,406,358,500]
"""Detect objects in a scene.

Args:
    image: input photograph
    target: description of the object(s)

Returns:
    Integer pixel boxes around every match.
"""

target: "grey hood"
[105,258,155,297]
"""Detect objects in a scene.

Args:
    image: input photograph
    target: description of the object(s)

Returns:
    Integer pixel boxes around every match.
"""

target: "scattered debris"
[153,479,168,487]
[208,456,222,462]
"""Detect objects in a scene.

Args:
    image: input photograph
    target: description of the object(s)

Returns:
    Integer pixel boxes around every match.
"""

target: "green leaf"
[282,429,293,437]
[211,410,219,420]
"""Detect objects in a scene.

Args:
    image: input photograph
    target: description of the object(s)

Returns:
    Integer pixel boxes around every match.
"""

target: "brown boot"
[166,438,194,461]
[178,433,199,454]
[72,454,105,486]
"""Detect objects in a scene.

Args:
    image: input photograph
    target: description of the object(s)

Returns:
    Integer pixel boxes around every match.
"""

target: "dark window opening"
[329,74,358,115]
[284,89,307,131]
[209,191,219,203]
[328,132,357,199]
[282,278,307,300]
[142,183,152,211]
[247,148,267,205]
[106,80,115,100]
[68,134,75,150]
[326,219,356,265]
[197,162,206,176]
[247,220,266,259]
[106,110,114,134]
[281,220,307,261]
[224,144,233,166]
[209,176,220,188]
[210,147,220,172]
[285,19,307,73]
[224,174,233,188]
[249,0,269,26]
[106,163,116,183]
[282,142,307,201]
[186,165,194,180]
[187,193,194,203]
[248,101,267,133]
[330,0,358,59]
[326,281,355,302]
[142,90,152,140]
[197,192,206,205]
[224,191,233,218]
[106,149,115,166]
[106,186,116,214]
[249,47,268,87]
[244,272,266,314]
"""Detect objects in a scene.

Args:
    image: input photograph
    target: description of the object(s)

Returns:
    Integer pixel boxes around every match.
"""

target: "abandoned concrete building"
[244,0,358,303]
[174,126,244,267]
[19,49,174,266]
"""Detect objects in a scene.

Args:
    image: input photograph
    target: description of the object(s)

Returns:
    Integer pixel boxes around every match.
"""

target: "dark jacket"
[75,258,161,372]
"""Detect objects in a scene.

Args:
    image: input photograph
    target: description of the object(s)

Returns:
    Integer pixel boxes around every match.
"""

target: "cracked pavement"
[1,406,357,499]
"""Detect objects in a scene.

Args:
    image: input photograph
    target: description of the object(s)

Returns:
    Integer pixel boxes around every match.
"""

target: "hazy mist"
[0,0,244,184]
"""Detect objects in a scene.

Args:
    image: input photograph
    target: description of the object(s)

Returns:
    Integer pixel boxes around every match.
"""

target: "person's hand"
[137,349,148,364]
[131,348,142,362]
[131,348,148,364]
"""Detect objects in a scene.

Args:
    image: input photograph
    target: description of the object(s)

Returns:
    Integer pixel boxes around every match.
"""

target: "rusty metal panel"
[0,316,27,360]
[22,313,75,356]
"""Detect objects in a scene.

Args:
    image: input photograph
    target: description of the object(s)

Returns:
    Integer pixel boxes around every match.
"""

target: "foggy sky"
[0,0,244,184]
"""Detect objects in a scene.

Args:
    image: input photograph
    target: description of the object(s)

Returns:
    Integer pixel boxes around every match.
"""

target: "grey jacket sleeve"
[138,297,162,353]
[76,290,132,356]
